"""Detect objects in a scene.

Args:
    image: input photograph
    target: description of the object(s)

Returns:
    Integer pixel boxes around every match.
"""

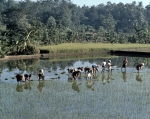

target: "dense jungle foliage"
[0,0,150,55]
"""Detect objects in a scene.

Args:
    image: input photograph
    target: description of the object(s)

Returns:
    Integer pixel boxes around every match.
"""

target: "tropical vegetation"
[0,0,150,56]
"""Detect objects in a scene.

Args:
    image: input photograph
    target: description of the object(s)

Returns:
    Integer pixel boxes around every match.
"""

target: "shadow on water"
[110,50,150,58]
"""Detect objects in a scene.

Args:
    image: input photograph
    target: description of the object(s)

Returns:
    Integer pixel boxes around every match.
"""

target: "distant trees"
[0,0,150,55]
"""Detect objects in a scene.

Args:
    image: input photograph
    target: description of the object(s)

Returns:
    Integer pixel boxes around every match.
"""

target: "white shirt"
[102,61,106,67]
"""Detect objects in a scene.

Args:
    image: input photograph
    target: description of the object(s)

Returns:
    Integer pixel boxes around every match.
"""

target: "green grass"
[38,43,150,53]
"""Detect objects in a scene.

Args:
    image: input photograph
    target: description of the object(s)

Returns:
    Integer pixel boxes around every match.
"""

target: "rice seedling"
[48,70,51,73]
[51,77,57,79]
[60,71,66,74]
[1,56,150,119]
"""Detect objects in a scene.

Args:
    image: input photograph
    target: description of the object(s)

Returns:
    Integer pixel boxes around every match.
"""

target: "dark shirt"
[92,64,98,68]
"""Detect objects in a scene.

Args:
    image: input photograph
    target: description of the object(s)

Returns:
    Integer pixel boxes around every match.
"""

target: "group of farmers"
[100,57,144,73]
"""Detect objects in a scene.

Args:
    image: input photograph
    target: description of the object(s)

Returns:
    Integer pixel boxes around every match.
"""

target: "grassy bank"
[39,43,150,53]
[1,43,150,62]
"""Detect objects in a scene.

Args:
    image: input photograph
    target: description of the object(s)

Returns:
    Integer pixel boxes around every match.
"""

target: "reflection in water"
[136,73,143,83]
[24,82,32,90]
[16,84,24,92]
[86,73,94,81]
[37,80,45,92]
[72,81,81,93]
[2,56,150,119]
[122,71,127,82]
[86,81,94,91]
[107,71,112,83]
[7,59,39,73]
[16,82,32,92]
[68,73,73,81]
[102,73,106,85]
[1,56,150,85]
[0,56,149,75]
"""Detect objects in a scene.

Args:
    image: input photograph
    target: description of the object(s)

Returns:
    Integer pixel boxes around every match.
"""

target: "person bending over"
[136,63,144,73]
[92,64,100,73]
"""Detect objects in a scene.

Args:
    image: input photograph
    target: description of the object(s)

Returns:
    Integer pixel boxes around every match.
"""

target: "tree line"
[0,0,150,55]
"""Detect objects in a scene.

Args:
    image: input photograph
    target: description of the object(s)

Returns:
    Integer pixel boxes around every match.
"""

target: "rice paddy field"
[39,43,150,53]
[1,55,150,119]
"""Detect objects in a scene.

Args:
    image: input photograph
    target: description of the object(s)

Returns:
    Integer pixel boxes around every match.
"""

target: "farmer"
[101,59,106,73]
[136,63,144,73]
[92,64,100,73]
[121,57,128,71]
[38,69,45,80]
[107,60,112,72]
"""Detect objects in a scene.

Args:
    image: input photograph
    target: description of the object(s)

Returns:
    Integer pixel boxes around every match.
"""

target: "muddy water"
[1,56,150,119]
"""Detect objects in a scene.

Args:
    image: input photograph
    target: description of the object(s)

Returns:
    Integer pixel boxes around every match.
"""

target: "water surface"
[1,56,150,119]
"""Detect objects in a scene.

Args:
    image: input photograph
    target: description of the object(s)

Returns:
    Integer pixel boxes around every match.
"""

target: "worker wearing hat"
[136,63,145,73]
[107,60,112,72]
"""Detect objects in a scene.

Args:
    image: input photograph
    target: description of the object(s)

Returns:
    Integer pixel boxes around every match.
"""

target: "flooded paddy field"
[1,56,150,119]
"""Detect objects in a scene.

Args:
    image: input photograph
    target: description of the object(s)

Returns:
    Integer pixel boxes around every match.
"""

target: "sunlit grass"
[39,43,150,53]
[38,43,150,62]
